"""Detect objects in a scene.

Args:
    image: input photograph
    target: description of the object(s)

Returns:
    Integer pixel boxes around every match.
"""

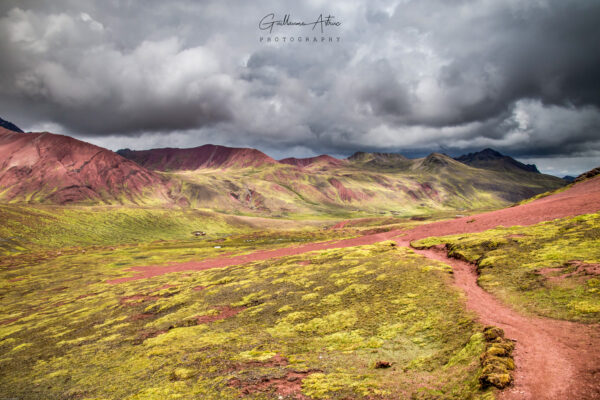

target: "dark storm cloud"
[0,0,599,174]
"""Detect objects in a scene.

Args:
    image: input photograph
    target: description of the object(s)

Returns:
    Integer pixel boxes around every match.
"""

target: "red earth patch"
[228,370,318,399]
[130,313,154,321]
[196,305,246,324]
[538,260,600,282]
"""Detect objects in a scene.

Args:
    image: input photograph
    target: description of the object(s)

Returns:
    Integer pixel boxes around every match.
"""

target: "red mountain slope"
[402,174,600,240]
[0,128,173,204]
[117,145,277,171]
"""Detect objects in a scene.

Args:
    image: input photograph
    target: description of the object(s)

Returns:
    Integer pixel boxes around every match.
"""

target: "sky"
[0,0,599,177]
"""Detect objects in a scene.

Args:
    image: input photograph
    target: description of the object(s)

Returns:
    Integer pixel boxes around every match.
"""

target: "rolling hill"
[116,145,277,170]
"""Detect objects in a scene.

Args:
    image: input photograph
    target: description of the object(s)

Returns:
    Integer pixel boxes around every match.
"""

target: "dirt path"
[401,242,600,400]
[108,229,404,283]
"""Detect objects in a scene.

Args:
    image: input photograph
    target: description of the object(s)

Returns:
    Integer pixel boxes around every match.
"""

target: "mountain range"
[0,118,568,216]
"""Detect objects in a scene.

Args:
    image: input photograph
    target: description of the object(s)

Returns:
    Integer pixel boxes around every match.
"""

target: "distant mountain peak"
[478,148,503,157]
[414,152,464,171]
[455,148,540,173]
[0,117,24,133]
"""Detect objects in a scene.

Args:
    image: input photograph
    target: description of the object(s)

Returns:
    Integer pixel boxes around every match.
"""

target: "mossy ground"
[413,213,600,322]
[1,234,493,399]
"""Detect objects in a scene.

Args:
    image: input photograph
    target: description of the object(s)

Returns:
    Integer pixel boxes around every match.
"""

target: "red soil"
[130,313,154,321]
[228,370,315,399]
[539,261,600,282]
[118,144,277,171]
[0,317,20,326]
[0,127,171,204]
[196,305,246,324]
[329,178,368,202]
[330,220,350,229]
[137,329,167,342]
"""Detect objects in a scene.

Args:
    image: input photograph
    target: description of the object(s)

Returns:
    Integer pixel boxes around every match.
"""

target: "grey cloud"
[0,0,599,174]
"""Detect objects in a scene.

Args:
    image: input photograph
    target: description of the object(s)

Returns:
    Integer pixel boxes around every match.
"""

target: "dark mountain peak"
[116,148,132,157]
[455,148,540,174]
[479,148,503,158]
[456,148,503,162]
[0,117,24,133]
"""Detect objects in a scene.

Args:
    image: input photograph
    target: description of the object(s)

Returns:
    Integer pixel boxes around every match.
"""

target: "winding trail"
[108,175,600,399]
[107,230,403,283]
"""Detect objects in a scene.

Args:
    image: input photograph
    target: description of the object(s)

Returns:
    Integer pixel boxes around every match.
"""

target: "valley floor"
[1,177,599,399]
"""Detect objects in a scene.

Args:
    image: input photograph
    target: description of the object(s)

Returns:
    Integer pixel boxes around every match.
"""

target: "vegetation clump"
[479,326,514,389]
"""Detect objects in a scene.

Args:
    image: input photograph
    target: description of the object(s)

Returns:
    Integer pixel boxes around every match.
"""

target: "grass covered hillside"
[0,204,343,255]
[163,152,565,218]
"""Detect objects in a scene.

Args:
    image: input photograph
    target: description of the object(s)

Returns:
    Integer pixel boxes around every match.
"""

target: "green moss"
[170,367,196,380]
[236,349,278,362]
[302,372,382,398]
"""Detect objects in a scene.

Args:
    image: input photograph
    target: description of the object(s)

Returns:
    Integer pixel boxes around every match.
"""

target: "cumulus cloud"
[0,0,598,174]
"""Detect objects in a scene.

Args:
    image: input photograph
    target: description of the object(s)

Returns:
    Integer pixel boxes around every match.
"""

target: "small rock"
[374,360,392,369]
